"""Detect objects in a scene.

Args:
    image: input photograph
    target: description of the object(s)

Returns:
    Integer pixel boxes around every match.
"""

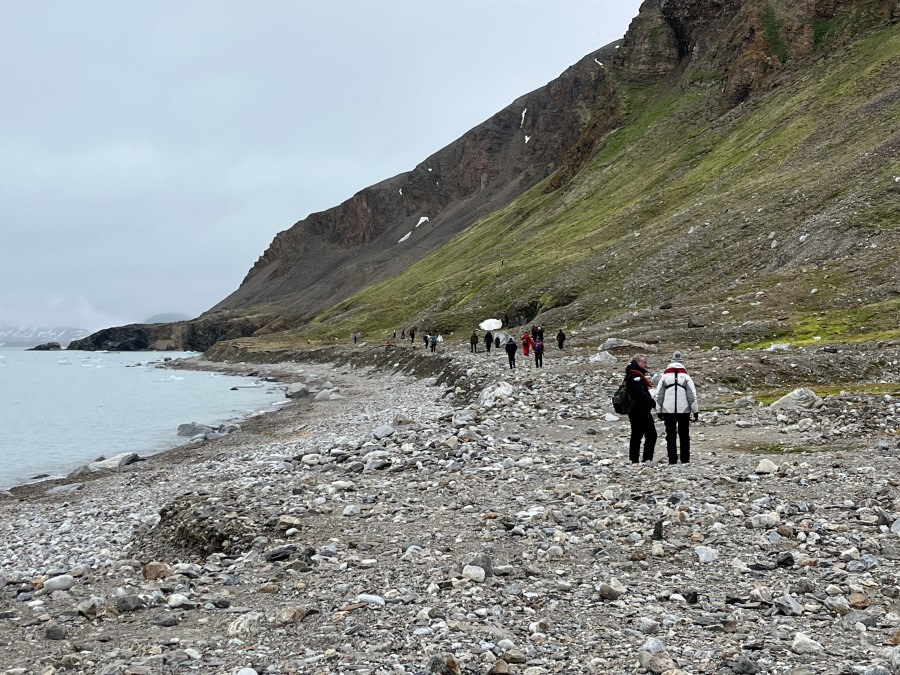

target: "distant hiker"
[409,329,416,344]
[401,329,406,339]
[556,329,566,350]
[470,331,479,353]
[429,334,437,353]
[505,338,517,369]
[484,331,493,352]
[655,350,699,465]
[533,337,544,367]
[436,332,443,344]
[352,333,358,344]
[625,354,657,464]
[494,336,500,349]
[423,334,429,349]
[537,326,544,341]
[531,325,538,342]
[521,331,533,357]
[392,330,396,338]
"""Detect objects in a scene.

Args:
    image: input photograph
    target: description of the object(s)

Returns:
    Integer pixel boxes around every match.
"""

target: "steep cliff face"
[616,0,900,105]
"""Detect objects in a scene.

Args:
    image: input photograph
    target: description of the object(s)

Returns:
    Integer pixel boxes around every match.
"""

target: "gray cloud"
[0,0,642,330]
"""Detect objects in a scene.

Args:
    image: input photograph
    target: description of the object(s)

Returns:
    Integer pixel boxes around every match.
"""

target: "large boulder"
[600,338,659,354]
[770,388,824,411]
[476,382,514,408]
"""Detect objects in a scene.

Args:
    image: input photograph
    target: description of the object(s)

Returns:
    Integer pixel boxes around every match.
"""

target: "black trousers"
[470,343,477,352]
[534,352,543,367]
[664,414,691,464]
[507,353,516,368]
[628,410,657,463]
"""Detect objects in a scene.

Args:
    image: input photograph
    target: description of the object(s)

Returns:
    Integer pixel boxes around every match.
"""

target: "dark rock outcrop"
[27,342,62,351]
[67,313,271,352]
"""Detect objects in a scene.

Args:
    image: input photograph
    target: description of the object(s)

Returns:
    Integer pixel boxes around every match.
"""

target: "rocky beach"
[1,339,899,674]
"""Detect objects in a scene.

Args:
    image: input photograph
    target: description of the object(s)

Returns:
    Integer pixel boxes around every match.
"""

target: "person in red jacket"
[521,331,533,357]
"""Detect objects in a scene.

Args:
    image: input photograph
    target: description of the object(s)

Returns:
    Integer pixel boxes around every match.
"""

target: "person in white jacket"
[655,351,699,465]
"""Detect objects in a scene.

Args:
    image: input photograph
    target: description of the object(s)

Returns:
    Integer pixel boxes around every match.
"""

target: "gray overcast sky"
[0,1,642,331]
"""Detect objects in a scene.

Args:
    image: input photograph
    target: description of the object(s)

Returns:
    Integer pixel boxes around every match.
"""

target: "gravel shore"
[1,341,899,674]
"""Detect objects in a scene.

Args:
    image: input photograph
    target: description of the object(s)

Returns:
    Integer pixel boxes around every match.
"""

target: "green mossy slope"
[240,25,900,350]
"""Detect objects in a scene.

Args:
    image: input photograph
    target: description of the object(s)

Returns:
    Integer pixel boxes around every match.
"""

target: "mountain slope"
[71,0,900,353]
[217,0,899,353]
[209,43,624,322]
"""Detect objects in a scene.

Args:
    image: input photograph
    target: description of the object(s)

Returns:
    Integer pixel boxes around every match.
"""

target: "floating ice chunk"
[416,217,429,227]
[398,231,412,243]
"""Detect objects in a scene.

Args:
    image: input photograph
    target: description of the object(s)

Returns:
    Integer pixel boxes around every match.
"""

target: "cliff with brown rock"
[616,0,899,105]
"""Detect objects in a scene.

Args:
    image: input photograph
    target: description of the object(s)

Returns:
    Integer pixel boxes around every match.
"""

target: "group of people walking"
[469,325,567,369]
[624,350,699,466]
[387,325,699,465]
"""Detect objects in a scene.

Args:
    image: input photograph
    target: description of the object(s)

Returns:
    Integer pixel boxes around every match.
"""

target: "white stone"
[462,565,486,583]
[755,458,778,474]
[43,575,75,592]
[695,546,718,563]
[356,594,386,606]
[791,632,824,654]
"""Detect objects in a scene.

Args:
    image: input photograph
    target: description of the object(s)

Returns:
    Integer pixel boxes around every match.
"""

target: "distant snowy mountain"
[0,326,90,349]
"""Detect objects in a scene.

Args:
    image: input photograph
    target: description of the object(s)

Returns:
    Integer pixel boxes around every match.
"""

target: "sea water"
[0,348,286,488]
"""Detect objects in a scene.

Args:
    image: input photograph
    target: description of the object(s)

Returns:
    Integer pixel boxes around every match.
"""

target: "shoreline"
[0,353,314,498]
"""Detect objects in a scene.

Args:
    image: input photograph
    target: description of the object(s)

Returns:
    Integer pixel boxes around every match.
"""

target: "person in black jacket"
[470,331,479,353]
[484,331,493,352]
[504,338,517,369]
[556,329,566,350]
[624,354,657,464]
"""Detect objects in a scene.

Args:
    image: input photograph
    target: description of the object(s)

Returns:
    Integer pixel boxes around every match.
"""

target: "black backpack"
[612,378,633,414]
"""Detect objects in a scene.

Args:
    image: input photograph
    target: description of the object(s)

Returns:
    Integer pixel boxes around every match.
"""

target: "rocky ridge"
[1,339,900,673]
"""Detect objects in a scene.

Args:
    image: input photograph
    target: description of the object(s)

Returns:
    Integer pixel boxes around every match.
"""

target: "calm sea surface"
[0,348,285,488]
